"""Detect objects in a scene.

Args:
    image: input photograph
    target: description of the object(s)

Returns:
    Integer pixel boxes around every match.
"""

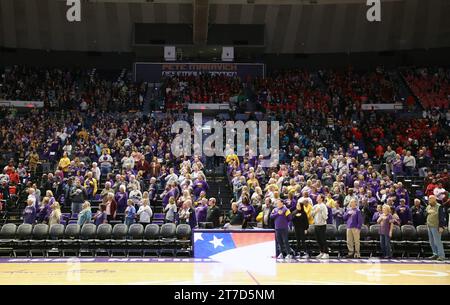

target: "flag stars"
[209,235,224,249]
[194,233,204,242]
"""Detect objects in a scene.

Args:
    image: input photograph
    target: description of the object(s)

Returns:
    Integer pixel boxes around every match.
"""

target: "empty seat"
[127,223,144,256]
[160,223,176,256]
[62,224,80,256]
[13,224,33,257]
[0,224,17,250]
[29,224,49,257]
[94,223,112,256]
[46,224,65,255]
[400,225,419,257]
[110,224,128,256]
[79,223,97,256]
[360,225,377,256]
[391,225,403,257]
[143,224,160,256]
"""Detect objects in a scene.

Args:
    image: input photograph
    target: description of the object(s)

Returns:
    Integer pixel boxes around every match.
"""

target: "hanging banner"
[134,62,265,82]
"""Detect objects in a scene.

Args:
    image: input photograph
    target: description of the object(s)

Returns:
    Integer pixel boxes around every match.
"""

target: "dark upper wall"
[0,0,449,54]
[1,47,449,71]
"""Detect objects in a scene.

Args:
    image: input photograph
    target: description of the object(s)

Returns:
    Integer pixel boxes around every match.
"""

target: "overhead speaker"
[164,46,176,61]
[221,46,234,62]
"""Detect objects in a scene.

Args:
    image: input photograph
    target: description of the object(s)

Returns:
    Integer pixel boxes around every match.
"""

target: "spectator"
[23,198,36,224]
[195,198,208,224]
[93,204,108,226]
[332,201,345,228]
[377,204,394,259]
[259,197,274,229]
[70,178,86,214]
[343,199,363,259]
[137,199,153,226]
[99,151,113,175]
[433,183,446,202]
[124,199,136,226]
[270,199,292,259]
[403,151,416,176]
[411,199,426,227]
[291,201,310,258]
[371,205,383,225]
[239,196,255,228]
[48,202,61,227]
[83,171,97,200]
[312,194,329,259]
[206,198,221,228]
[115,185,128,214]
[164,197,178,223]
[58,152,71,173]
[395,199,412,226]
[104,192,117,221]
[225,202,244,229]
[78,201,92,226]
[425,195,446,261]
[383,146,396,177]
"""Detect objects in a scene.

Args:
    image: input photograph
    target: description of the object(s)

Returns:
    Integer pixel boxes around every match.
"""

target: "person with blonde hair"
[124,199,136,226]
[164,196,178,223]
[137,199,153,226]
[78,201,92,226]
[58,152,71,173]
[377,204,394,259]
[48,202,61,227]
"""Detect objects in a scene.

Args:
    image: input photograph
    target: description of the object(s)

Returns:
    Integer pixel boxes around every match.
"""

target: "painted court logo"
[171,113,280,167]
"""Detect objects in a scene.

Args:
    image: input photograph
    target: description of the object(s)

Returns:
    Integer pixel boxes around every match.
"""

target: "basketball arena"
[0,0,449,287]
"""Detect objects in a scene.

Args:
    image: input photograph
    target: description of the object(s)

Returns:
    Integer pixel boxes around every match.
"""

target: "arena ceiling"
[0,0,449,54]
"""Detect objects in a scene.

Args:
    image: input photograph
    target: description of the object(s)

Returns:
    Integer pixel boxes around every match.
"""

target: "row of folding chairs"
[0,222,192,258]
[288,224,450,258]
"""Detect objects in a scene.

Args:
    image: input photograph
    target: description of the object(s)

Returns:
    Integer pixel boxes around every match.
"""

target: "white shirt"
[137,205,153,223]
[312,202,328,226]
[433,187,446,201]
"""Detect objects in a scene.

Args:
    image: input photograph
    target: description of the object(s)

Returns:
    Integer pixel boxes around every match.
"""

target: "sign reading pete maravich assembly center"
[134,62,265,82]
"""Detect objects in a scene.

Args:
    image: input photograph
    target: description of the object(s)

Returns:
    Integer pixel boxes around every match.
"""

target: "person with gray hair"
[343,198,363,259]
[425,195,446,261]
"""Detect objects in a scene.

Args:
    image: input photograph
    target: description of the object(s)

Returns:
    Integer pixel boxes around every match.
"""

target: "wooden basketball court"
[0,258,448,285]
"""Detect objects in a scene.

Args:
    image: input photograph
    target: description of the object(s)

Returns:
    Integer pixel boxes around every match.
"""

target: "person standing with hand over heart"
[271,200,292,260]
[377,204,394,259]
[343,199,363,258]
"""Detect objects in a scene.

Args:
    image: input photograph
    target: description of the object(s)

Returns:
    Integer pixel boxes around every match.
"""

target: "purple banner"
[134,62,265,82]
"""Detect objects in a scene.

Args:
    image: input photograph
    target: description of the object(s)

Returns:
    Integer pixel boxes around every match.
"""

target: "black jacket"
[291,206,309,231]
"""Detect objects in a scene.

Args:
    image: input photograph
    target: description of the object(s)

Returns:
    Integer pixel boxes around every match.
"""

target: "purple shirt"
[195,205,208,223]
[379,214,393,236]
[115,192,128,213]
[395,205,411,226]
[270,206,292,230]
[343,208,363,229]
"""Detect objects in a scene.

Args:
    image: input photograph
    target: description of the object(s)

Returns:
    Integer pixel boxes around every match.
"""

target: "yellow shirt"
[247,178,259,189]
[326,197,336,209]
[84,178,98,195]
[78,130,89,141]
[225,154,239,166]
[58,157,71,172]
[303,204,314,225]
[287,185,298,193]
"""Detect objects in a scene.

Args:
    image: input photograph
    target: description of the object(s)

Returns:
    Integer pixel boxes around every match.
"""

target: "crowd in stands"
[160,74,245,110]
[0,66,449,260]
[0,66,145,111]
[403,67,450,110]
